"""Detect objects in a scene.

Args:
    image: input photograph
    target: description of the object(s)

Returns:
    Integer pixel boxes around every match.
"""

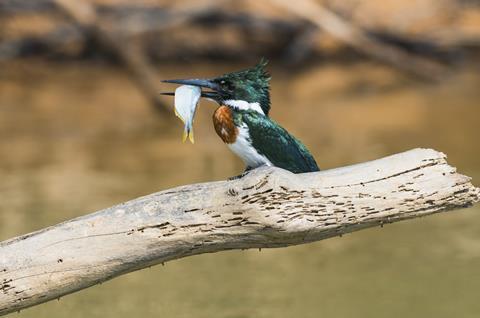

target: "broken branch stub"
[0,148,478,315]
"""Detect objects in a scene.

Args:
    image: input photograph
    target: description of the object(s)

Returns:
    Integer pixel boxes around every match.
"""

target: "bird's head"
[162,59,271,116]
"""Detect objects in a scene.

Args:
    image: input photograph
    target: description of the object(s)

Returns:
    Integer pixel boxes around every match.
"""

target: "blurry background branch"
[269,0,449,80]
[2,0,480,109]
[52,0,170,113]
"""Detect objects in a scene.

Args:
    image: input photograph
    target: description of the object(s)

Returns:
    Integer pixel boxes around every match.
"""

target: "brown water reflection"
[0,61,479,318]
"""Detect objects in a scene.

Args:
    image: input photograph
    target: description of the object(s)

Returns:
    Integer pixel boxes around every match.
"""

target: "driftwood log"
[0,148,478,315]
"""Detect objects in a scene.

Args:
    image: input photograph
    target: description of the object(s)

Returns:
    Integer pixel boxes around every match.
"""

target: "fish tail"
[188,129,195,144]
[175,108,185,123]
[182,129,188,143]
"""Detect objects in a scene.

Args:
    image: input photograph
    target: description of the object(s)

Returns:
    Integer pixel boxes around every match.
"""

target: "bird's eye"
[222,81,234,91]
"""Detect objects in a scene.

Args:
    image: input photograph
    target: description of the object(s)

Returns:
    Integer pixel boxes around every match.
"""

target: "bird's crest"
[215,58,271,115]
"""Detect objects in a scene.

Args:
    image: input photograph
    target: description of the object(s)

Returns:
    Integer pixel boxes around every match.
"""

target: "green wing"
[238,111,320,173]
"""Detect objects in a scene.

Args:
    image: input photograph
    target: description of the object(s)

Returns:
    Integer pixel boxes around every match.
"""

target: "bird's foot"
[228,167,254,181]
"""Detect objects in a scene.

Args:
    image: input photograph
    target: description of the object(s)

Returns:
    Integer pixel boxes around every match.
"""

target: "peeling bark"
[0,148,478,315]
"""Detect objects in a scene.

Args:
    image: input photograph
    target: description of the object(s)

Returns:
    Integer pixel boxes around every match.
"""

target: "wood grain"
[0,148,478,315]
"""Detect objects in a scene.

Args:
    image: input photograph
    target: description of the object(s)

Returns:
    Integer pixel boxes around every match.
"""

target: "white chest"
[227,124,272,168]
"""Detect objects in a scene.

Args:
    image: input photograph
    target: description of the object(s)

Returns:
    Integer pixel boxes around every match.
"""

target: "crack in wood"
[0,149,478,316]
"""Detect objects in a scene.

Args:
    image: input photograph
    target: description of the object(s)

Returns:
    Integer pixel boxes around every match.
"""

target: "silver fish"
[174,85,201,143]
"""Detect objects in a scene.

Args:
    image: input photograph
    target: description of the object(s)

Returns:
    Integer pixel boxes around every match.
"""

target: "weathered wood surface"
[0,148,478,315]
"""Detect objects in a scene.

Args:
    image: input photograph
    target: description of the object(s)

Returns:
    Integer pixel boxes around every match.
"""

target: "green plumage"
[214,59,271,115]
[233,110,320,173]
[162,59,320,175]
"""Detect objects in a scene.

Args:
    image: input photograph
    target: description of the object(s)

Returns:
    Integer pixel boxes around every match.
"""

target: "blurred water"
[0,61,479,318]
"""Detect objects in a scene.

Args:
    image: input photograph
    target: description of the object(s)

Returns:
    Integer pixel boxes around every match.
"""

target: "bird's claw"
[228,167,253,181]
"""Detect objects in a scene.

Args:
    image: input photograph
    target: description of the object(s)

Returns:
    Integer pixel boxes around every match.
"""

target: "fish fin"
[188,130,195,144]
[182,129,188,143]
[175,108,185,123]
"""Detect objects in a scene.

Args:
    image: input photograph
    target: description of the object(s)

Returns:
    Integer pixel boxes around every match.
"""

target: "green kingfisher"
[162,59,319,175]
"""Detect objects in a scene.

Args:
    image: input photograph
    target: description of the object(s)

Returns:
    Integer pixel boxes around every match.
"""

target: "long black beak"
[160,91,219,99]
[161,78,220,99]
[162,78,220,91]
